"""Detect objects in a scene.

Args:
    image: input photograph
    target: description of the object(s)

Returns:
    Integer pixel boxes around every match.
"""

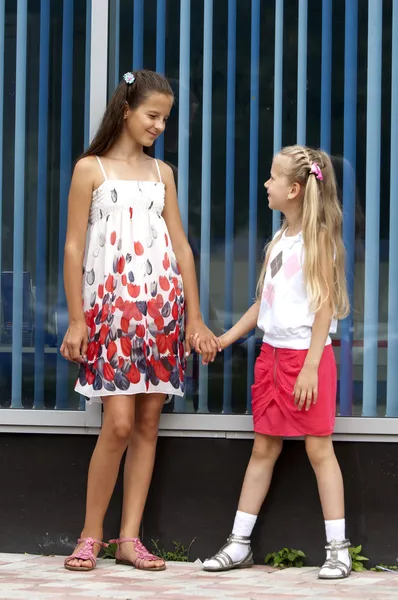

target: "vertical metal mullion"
[297,0,308,145]
[363,0,382,417]
[272,0,283,234]
[198,0,213,413]
[174,0,190,412]
[33,0,50,409]
[84,0,92,146]
[133,0,144,71]
[246,0,260,413]
[340,0,358,416]
[90,0,109,141]
[222,0,236,414]
[11,0,28,408]
[155,0,166,160]
[55,0,74,409]
[80,0,92,411]
[84,0,108,425]
[386,0,398,416]
[0,0,5,344]
[108,0,120,95]
[321,0,332,152]
[177,0,190,233]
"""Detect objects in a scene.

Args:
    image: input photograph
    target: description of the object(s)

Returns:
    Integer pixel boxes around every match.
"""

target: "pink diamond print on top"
[263,283,275,308]
[284,252,301,279]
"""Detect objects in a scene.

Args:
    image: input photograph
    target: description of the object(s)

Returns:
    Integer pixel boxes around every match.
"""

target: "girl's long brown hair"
[257,145,349,320]
[80,70,174,159]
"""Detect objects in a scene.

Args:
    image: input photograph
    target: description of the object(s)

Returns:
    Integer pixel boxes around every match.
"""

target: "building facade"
[1,0,398,566]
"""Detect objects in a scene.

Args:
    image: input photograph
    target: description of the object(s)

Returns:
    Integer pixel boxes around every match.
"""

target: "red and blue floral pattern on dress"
[75,158,186,399]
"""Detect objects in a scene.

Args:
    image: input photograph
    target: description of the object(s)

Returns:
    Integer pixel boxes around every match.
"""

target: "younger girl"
[200,145,351,579]
[61,70,219,572]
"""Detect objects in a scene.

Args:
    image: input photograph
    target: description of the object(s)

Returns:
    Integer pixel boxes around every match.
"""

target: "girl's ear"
[288,181,301,200]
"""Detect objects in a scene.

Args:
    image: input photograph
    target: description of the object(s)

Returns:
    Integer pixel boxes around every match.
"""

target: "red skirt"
[251,343,336,437]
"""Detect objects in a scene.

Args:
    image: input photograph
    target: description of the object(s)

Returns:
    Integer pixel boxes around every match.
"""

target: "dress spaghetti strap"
[154,159,162,183]
[95,156,108,182]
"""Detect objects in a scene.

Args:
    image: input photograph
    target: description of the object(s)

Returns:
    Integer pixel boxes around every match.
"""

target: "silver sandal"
[202,534,254,572]
[318,538,352,580]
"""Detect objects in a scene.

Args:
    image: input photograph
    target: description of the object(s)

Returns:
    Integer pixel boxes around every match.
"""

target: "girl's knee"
[103,414,133,444]
[134,415,160,442]
[252,434,283,461]
[305,435,334,466]
[134,395,164,441]
[102,396,135,444]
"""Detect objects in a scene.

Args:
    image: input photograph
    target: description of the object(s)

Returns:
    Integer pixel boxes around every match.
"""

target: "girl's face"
[124,92,173,147]
[264,155,300,212]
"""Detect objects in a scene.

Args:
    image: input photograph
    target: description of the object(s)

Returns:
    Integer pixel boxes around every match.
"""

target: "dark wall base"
[1,434,398,567]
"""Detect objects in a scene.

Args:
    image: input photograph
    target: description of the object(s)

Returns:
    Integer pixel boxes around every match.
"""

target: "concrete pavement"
[1,553,398,599]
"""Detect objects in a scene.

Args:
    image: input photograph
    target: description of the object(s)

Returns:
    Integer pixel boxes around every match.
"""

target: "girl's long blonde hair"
[256,145,349,320]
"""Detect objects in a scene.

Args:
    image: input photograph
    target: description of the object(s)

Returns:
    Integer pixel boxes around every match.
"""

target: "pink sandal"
[109,537,166,571]
[64,537,109,572]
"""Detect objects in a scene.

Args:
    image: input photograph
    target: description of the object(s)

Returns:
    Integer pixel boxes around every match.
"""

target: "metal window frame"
[0,414,398,443]
[3,413,398,442]
[0,0,108,431]
[158,414,398,441]
[2,1,398,442]
[159,413,398,432]
[0,401,101,431]
[89,0,108,142]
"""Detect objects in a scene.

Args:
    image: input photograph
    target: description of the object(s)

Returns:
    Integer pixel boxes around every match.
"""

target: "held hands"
[60,320,88,363]
[185,319,222,365]
[293,363,318,411]
[61,316,222,366]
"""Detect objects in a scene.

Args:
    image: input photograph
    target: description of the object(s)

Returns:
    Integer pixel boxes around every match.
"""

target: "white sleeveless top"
[257,229,337,350]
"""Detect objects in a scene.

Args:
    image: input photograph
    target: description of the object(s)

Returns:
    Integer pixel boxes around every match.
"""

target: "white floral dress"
[75,156,186,399]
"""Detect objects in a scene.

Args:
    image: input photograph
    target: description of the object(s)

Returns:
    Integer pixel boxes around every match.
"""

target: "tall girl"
[61,70,219,572]
[200,145,351,580]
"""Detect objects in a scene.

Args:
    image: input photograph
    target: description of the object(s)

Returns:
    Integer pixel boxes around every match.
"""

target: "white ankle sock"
[203,511,257,569]
[320,518,350,576]
[232,510,258,537]
[325,518,346,543]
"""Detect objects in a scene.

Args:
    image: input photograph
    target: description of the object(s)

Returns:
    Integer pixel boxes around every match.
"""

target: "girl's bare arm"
[160,161,221,364]
[60,157,95,362]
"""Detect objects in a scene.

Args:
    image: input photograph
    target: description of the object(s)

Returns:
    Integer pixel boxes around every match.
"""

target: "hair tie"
[123,72,135,85]
[309,162,323,181]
